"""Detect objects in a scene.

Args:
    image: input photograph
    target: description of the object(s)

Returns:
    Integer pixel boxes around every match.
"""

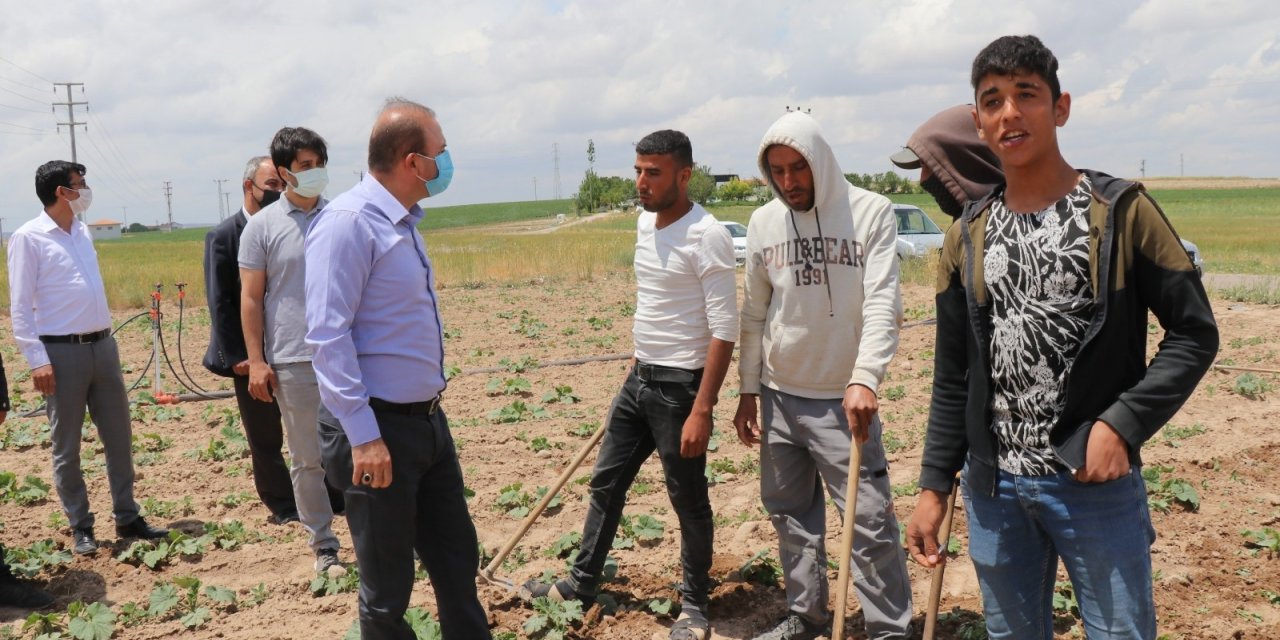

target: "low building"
[88,219,123,241]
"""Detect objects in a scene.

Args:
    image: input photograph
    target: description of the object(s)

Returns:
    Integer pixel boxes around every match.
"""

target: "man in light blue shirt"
[305,97,488,640]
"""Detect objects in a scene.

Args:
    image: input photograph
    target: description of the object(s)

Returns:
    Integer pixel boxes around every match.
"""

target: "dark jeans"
[232,376,296,519]
[569,363,713,608]
[234,376,343,518]
[319,403,489,640]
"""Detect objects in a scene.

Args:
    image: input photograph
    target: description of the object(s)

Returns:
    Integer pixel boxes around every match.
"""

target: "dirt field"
[0,272,1277,639]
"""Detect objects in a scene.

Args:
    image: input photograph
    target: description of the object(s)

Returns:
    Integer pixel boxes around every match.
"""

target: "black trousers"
[232,376,295,518]
[569,364,713,607]
[319,403,489,640]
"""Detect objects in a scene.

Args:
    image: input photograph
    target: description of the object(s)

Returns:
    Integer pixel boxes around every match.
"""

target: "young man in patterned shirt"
[906,35,1219,639]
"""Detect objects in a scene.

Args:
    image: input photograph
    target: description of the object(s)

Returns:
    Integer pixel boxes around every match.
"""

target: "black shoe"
[314,548,342,573]
[0,580,55,609]
[269,511,300,525]
[116,516,169,540]
[750,614,826,640]
[518,578,584,604]
[72,528,98,555]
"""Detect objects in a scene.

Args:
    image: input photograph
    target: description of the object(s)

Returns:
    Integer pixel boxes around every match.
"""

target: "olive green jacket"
[920,170,1219,495]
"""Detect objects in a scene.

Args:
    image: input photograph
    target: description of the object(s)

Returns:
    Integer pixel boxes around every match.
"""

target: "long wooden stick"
[923,476,961,640]
[479,404,612,585]
[831,436,864,640]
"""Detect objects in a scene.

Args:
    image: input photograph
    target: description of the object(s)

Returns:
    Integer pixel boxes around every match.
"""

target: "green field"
[0,189,1272,309]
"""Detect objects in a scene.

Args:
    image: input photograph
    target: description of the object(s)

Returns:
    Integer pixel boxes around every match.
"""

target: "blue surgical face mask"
[285,166,329,198]
[415,150,453,196]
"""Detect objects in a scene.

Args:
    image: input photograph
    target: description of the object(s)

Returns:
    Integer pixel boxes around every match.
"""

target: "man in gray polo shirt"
[239,126,342,572]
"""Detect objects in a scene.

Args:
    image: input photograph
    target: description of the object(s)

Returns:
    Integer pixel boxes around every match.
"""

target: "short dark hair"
[635,130,693,168]
[971,35,1061,101]
[368,97,437,173]
[269,127,328,173]
[35,160,86,206]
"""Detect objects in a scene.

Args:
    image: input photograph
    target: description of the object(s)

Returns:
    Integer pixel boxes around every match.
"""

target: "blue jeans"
[962,466,1157,639]
[569,364,713,608]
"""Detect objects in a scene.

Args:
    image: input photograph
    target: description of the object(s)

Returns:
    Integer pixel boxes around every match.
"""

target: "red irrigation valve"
[154,392,180,405]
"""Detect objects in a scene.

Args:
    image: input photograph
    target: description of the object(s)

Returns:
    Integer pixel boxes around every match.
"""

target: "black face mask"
[921,175,963,219]
[255,185,282,208]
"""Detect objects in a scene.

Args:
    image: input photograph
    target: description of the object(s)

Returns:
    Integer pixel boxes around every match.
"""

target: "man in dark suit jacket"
[203,156,298,523]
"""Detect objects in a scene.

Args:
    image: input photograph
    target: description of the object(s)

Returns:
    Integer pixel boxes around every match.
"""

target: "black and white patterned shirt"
[985,175,1095,476]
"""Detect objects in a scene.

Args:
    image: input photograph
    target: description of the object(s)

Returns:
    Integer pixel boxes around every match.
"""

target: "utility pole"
[0,218,5,252]
[533,176,538,201]
[53,82,88,220]
[353,170,364,182]
[553,143,562,200]
[121,206,127,227]
[214,179,229,221]
[1180,153,1184,177]
[1140,159,1146,178]
[223,192,231,219]
[162,181,174,232]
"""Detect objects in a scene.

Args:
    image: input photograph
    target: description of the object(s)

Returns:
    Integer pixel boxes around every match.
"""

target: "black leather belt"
[369,395,441,416]
[39,329,110,344]
[634,362,702,384]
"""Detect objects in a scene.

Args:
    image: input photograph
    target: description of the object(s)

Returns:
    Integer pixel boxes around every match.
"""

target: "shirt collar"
[361,174,424,225]
[34,210,80,234]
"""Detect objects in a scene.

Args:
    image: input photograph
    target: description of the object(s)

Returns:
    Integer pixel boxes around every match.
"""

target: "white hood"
[757,112,851,215]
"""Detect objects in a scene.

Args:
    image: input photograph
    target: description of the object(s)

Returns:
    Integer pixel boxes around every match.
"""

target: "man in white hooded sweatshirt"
[733,112,913,640]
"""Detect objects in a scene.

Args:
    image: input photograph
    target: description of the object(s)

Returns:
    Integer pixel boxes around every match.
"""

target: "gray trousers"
[273,362,339,552]
[759,387,913,639]
[45,337,139,531]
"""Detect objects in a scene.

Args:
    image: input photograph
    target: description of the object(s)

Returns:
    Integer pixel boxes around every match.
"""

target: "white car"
[893,204,945,260]
[719,220,748,265]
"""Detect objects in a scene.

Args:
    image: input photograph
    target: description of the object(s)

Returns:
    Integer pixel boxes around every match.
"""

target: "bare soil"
[0,273,1276,639]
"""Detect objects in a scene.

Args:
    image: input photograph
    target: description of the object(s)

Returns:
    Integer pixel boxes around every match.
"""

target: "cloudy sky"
[2,0,1277,228]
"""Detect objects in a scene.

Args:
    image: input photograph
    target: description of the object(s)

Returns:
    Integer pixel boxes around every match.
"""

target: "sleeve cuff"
[341,404,383,447]
[848,369,880,395]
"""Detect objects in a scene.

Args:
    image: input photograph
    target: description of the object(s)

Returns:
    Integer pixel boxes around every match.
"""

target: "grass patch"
[419,198,574,231]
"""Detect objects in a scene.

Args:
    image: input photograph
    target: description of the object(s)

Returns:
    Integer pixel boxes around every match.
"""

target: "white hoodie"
[739,112,902,399]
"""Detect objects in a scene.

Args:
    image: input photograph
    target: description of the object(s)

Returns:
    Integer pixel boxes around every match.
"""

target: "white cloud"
[1,0,1277,227]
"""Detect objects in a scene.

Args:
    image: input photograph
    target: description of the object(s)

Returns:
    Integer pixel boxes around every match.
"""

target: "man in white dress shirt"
[8,161,168,555]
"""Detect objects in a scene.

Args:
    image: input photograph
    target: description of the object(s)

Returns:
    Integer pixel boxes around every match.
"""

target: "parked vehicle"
[893,204,945,260]
[719,220,748,265]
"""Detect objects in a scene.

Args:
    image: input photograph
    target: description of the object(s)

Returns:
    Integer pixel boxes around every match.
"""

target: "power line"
[0,120,52,132]
[0,73,47,94]
[0,85,45,105]
[84,107,154,194]
[0,100,49,114]
[0,55,54,84]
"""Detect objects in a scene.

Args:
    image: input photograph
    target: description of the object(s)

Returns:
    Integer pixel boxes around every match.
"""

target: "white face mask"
[286,167,329,198]
[67,187,93,216]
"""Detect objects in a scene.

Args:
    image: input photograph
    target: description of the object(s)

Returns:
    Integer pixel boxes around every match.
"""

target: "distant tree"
[126,222,151,233]
[717,178,754,202]
[575,139,598,214]
[687,164,715,205]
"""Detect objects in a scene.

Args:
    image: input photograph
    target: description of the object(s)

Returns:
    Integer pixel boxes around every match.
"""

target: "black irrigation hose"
[173,291,211,394]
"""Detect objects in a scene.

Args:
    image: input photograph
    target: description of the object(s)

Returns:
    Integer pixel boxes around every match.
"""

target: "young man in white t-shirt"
[522,130,737,640]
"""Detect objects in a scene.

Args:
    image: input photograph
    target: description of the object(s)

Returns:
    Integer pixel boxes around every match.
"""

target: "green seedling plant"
[1161,423,1207,447]
[1143,465,1200,513]
[567,422,598,437]
[546,531,581,559]
[0,419,50,450]
[494,483,561,518]
[488,400,548,424]
[1232,373,1275,400]
[613,514,664,549]
[66,601,115,640]
[499,355,539,373]
[310,564,361,597]
[0,472,50,506]
[529,436,562,453]
[486,376,531,396]
[117,531,209,570]
[740,549,782,587]
[512,311,548,338]
[586,315,613,330]
[523,596,583,640]
[542,384,581,405]
[4,539,72,578]
[1242,527,1280,557]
